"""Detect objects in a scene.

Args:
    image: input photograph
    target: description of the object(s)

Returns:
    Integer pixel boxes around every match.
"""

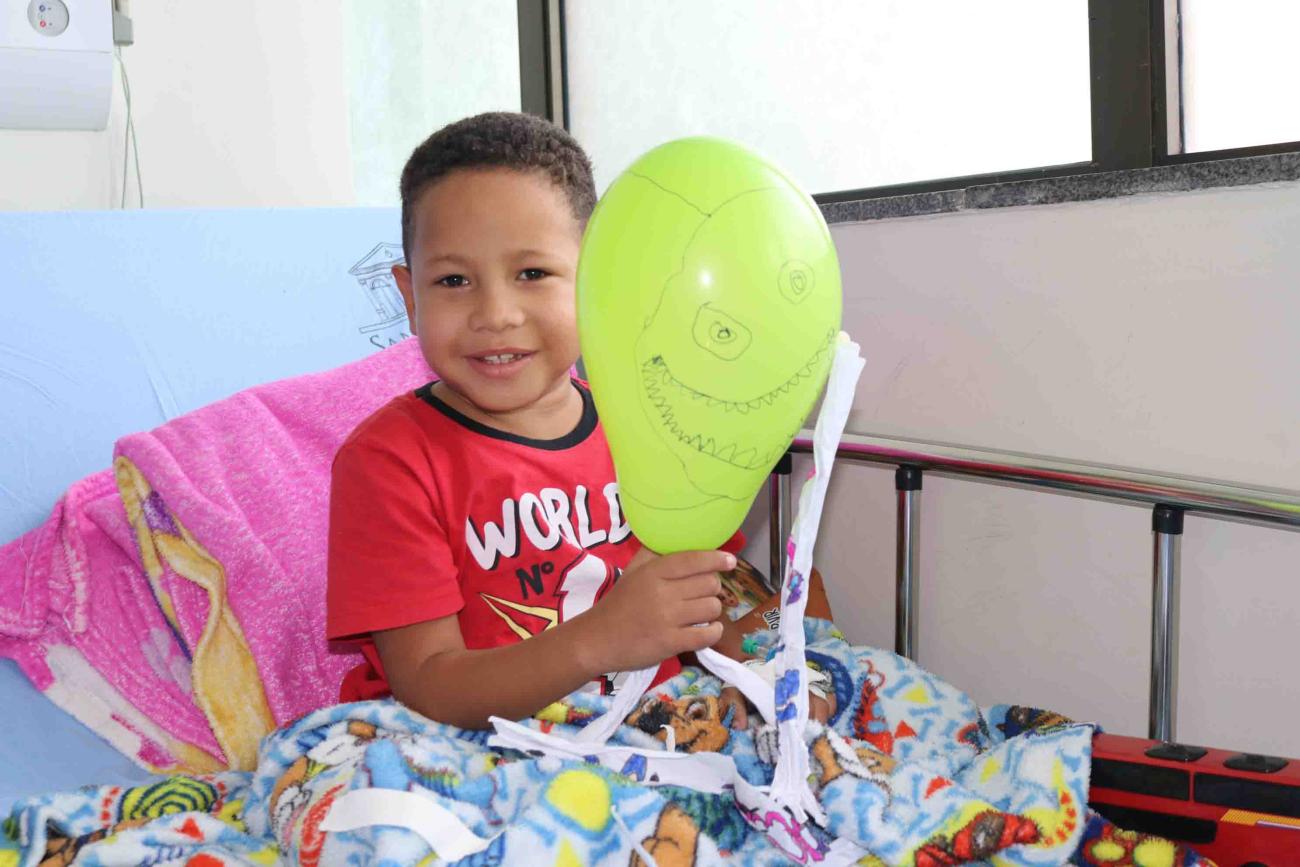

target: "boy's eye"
[519,268,548,281]
[437,274,468,288]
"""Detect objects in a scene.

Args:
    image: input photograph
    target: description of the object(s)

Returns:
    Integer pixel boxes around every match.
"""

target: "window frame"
[517,0,1300,203]
[516,0,568,130]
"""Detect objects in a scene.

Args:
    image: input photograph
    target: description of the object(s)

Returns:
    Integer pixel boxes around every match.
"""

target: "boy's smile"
[394,168,585,439]
[467,348,534,378]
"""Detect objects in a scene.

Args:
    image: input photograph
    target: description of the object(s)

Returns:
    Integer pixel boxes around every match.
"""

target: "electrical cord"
[115,46,143,208]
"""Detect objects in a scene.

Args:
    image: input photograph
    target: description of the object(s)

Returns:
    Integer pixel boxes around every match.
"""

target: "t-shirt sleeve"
[326,435,463,641]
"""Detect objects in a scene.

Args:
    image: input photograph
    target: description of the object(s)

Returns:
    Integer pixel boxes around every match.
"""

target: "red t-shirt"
[327,380,737,703]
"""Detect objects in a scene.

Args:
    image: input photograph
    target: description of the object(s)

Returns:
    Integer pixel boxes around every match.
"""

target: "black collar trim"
[416,380,597,451]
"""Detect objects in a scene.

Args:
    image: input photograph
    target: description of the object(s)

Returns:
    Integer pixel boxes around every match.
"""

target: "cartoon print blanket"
[1,619,1210,867]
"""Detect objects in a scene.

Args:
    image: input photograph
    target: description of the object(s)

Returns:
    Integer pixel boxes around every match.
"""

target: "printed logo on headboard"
[350,243,412,350]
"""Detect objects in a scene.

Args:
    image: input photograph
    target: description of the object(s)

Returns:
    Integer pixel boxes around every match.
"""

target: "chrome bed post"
[767,452,793,593]
[1150,505,1185,743]
[895,466,923,661]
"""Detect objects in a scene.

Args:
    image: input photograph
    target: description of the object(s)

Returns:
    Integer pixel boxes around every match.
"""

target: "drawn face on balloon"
[635,188,838,500]
[577,137,842,552]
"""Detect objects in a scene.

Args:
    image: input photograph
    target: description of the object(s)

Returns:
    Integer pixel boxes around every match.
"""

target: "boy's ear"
[392,264,418,336]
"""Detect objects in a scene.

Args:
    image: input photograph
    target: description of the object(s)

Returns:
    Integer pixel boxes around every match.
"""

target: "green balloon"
[578,137,843,553]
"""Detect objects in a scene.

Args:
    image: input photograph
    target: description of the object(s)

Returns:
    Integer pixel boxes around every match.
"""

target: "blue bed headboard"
[1,207,408,544]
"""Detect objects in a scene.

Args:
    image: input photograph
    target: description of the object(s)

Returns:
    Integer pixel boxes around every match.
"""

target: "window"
[562,1,1091,195]
[515,0,1300,202]
[1177,0,1300,154]
[344,0,521,206]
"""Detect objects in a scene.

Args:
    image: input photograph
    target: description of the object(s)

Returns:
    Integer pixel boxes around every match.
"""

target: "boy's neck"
[432,376,584,441]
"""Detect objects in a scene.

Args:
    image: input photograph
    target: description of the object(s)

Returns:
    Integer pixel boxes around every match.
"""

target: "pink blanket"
[0,340,433,772]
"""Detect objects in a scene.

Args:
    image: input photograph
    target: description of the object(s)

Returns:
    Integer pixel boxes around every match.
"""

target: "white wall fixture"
[0,0,113,130]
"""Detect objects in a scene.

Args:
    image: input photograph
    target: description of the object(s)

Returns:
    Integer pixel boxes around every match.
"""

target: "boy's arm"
[374,614,606,728]
[375,550,734,729]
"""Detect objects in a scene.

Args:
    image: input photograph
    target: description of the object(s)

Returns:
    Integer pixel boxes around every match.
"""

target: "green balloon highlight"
[578,137,842,553]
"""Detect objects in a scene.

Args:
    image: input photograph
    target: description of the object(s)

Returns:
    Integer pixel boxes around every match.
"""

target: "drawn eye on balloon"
[693,305,752,361]
[779,260,815,305]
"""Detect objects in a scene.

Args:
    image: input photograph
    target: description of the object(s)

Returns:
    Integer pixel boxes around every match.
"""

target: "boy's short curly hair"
[399,112,597,264]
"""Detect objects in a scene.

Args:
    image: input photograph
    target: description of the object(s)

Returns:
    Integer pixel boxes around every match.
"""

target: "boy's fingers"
[720,688,749,730]
[671,572,723,600]
[677,621,724,652]
[678,595,723,625]
[656,550,736,579]
[809,694,830,724]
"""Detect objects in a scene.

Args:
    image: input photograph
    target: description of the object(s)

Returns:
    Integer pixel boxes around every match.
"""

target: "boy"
[326,112,830,730]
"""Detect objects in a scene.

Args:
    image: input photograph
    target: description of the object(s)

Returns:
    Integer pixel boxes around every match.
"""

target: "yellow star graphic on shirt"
[479,593,560,640]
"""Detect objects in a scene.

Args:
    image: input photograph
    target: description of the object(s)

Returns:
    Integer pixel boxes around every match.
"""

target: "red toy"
[1090,733,1300,866]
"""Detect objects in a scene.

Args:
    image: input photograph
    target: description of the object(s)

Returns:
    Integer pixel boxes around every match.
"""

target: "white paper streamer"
[572,664,657,744]
[321,788,500,858]
[491,716,817,846]
[491,715,744,793]
[767,334,865,825]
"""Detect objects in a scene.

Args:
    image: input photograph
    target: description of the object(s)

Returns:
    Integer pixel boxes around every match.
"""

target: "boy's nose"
[471,284,526,331]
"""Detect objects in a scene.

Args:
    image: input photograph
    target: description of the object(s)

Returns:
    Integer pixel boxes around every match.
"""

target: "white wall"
[751,180,1300,758]
[0,3,353,210]
[0,1,520,211]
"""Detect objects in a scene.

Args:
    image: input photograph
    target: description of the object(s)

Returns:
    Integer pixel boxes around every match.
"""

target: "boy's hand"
[719,685,835,730]
[578,550,734,675]
[623,544,658,574]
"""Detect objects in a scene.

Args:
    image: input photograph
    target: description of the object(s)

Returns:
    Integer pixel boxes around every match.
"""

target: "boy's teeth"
[482,353,521,364]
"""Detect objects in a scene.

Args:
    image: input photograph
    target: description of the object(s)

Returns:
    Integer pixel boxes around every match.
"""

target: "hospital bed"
[0,206,409,811]
[3,206,1299,864]
[767,434,1300,864]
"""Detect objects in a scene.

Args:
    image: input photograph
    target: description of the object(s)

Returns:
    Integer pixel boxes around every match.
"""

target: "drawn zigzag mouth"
[641,333,833,471]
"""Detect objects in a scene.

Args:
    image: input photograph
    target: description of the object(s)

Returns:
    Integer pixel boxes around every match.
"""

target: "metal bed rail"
[768,431,1300,744]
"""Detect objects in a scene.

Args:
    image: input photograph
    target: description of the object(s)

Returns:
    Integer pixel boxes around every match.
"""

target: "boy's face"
[394,169,583,417]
